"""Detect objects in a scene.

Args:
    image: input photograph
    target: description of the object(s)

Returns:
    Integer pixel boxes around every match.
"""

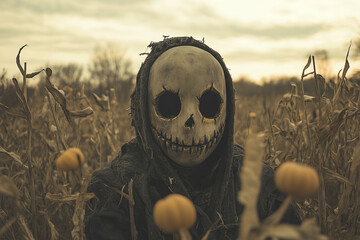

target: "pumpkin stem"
[176,229,192,240]
[262,195,292,225]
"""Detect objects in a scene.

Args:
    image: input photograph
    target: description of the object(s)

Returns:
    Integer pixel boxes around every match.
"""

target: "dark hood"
[130,36,236,235]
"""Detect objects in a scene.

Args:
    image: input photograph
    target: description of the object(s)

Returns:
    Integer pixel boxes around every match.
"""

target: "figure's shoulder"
[233,143,245,158]
[118,138,142,157]
[232,143,274,179]
[111,138,148,180]
[89,138,147,190]
[232,143,245,169]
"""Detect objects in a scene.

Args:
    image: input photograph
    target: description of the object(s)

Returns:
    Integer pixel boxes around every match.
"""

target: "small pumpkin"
[153,194,196,233]
[275,161,319,199]
[55,148,85,171]
[249,112,257,118]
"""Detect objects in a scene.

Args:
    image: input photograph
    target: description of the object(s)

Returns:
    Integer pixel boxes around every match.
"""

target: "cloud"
[0,0,82,15]
[165,4,331,40]
[182,22,330,40]
[225,49,306,62]
[0,0,160,29]
[0,0,332,42]
[0,0,357,80]
[225,45,351,63]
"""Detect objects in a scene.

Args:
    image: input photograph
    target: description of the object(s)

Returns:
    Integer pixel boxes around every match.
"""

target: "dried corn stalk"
[237,132,265,240]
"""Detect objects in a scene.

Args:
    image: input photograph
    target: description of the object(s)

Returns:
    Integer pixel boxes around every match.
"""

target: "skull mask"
[148,46,226,166]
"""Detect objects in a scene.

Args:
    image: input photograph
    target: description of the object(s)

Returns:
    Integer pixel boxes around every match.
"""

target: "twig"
[263,196,292,225]
[312,56,322,125]
[300,56,313,157]
[129,178,138,240]
[13,75,37,239]
[45,90,67,150]
[313,56,327,233]
[23,62,27,100]
[14,75,37,238]
[0,217,17,236]
[317,151,327,233]
[201,217,221,240]
[103,180,137,239]
[14,44,42,239]
[103,183,129,202]
[27,122,37,239]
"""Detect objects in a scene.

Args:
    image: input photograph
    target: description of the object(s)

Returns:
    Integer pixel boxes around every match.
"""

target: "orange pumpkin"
[153,194,196,233]
[55,148,84,171]
[249,112,257,118]
[275,161,319,199]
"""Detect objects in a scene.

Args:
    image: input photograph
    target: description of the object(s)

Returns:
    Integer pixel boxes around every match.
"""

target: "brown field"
[1,46,360,239]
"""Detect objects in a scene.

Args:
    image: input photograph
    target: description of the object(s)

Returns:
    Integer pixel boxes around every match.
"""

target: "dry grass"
[1,45,360,239]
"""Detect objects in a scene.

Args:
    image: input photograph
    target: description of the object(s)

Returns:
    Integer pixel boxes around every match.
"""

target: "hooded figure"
[85,37,299,240]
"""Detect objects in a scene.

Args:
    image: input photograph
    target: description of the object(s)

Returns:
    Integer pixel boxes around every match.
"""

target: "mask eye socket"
[199,88,223,119]
[155,90,181,119]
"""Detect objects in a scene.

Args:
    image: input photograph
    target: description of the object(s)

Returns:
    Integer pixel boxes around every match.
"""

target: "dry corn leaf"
[284,118,296,132]
[303,56,312,76]
[18,215,35,240]
[303,95,316,102]
[26,69,44,79]
[45,68,72,123]
[80,84,85,96]
[72,173,91,240]
[298,218,328,240]
[315,74,327,97]
[322,166,351,185]
[341,43,351,83]
[335,142,360,230]
[0,174,19,198]
[282,93,293,101]
[257,224,301,240]
[0,146,28,169]
[70,106,94,118]
[92,93,110,111]
[247,218,327,240]
[12,78,31,121]
[71,193,86,240]
[318,109,346,144]
[347,143,360,234]
[350,142,360,180]
[39,133,57,152]
[0,217,16,237]
[106,132,116,153]
[302,71,314,78]
[0,209,6,221]
[16,44,27,75]
[238,132,265,240]
[45,192,96,202]
[0,102,26,119]
[46,67,52,76]
[260,219,326,240]
[46,214,59,240]
[333,43,351,103]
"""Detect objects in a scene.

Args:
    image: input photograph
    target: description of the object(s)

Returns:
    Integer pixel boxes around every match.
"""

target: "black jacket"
[85,140,300,240]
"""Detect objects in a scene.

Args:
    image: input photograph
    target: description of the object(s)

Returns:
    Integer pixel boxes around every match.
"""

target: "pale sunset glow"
[1,0,360,83]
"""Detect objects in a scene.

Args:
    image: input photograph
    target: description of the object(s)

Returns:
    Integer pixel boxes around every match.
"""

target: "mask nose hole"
[185,114,195,128]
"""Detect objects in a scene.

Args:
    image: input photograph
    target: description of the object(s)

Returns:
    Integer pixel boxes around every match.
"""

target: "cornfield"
[1,44,360,239]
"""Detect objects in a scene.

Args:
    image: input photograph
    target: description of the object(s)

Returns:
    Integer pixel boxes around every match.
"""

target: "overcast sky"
[1,0,360,83]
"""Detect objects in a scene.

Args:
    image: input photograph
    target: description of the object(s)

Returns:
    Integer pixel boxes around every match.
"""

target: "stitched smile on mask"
[148,46,227,167]
[151,123,225,155]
